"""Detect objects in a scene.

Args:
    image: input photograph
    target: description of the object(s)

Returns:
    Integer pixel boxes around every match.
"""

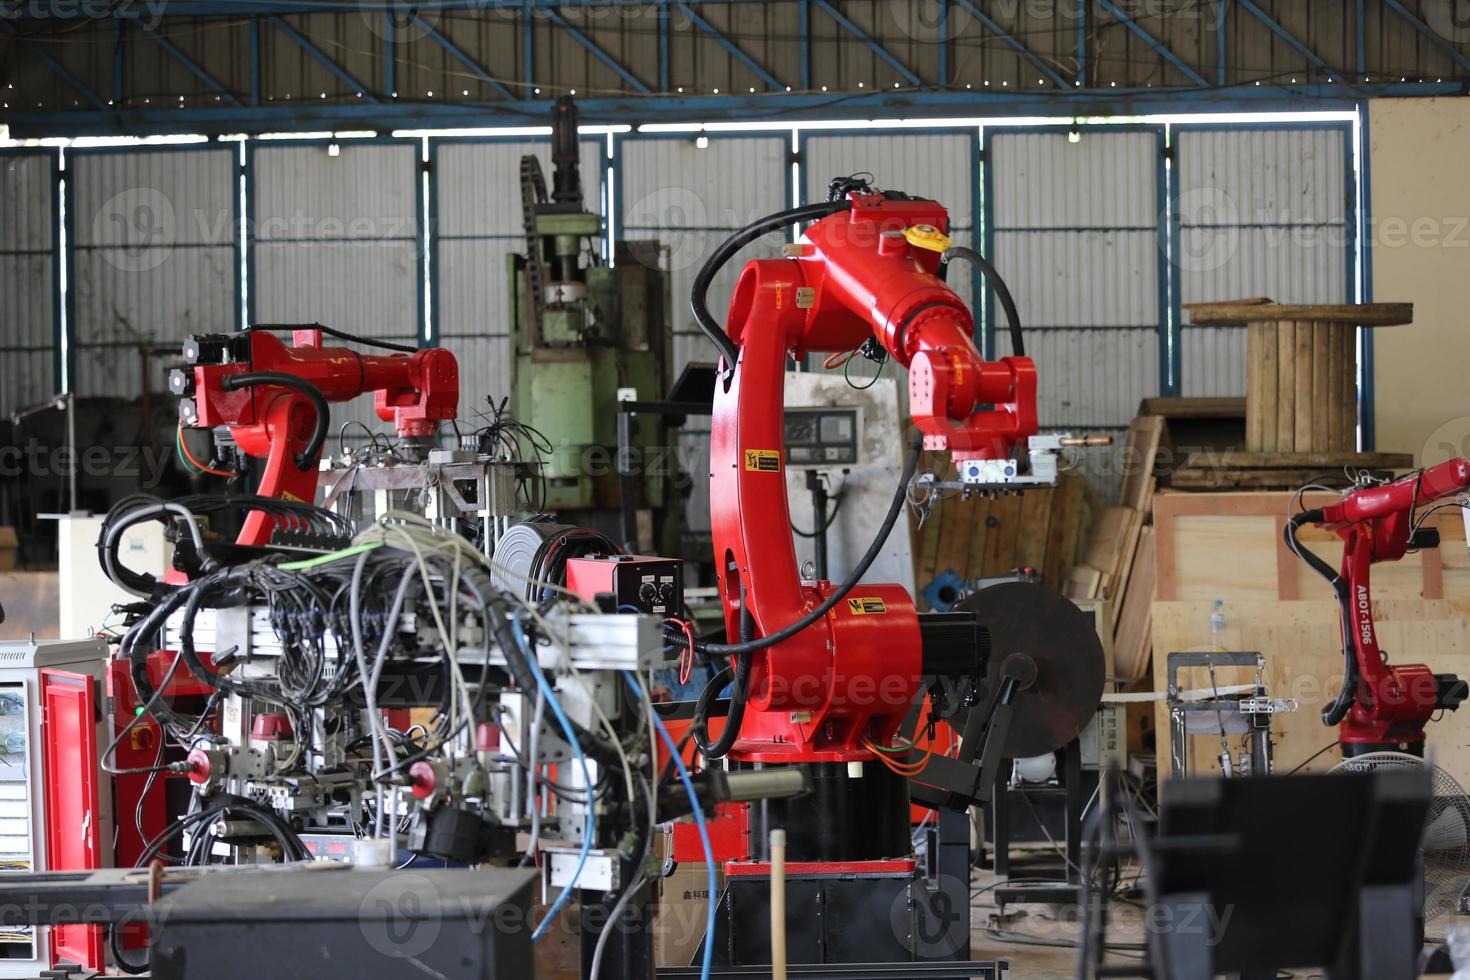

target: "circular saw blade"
[954,582,1106,758]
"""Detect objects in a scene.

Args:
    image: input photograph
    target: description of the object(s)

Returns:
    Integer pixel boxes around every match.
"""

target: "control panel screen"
[784,408,860,467]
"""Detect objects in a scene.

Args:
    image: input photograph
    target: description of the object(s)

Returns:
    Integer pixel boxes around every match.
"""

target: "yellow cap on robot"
[903,224,952,253]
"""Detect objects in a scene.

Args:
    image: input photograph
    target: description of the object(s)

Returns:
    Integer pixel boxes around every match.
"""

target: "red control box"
[566,555,683,616]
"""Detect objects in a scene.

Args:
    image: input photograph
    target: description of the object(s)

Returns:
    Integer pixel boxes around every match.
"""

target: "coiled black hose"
[691,199,853,373]
[692,583,757,759]
[1285,510,1356,725]
[219,371,329,470]
[941,245,1025,358]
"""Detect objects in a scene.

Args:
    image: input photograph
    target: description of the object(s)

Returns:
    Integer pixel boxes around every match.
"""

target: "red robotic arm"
[709,190,1038,762]
[1293,457,1470,753]
[173,328,459,546]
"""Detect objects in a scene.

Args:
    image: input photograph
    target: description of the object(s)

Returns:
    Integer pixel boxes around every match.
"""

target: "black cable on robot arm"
[940,245,1025,358]
[690,199,852,373]
[1285,510,1356,727]
[217,372,329,470]
[686,429,923,659]
[245,323,419,354]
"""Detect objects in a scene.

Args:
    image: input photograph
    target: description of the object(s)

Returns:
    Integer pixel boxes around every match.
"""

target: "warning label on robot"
[744,449,782,472]
[847,597,887,615]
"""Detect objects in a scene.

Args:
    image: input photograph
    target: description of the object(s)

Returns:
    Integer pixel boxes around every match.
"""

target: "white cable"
[349,551,389,838]
[566,670,636,825]
[588,873,647,979]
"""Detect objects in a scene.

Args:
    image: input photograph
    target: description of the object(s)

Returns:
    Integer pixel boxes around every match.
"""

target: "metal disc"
[954,582,1106,758]
[490,521,573,601]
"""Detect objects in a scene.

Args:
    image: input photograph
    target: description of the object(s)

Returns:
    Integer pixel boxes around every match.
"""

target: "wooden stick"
[770,828,787,980]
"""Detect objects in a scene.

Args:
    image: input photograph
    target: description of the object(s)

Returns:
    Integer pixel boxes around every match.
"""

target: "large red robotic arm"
[171,328,459,547]
[1290,457,1470,753]
[706,189,1037,763]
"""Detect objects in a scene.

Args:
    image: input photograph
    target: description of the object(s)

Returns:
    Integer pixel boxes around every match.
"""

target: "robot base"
[672,763,1005,978]
[709,865,973,966]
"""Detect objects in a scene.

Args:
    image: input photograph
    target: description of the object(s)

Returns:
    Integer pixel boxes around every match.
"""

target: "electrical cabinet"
[0,638,112,976]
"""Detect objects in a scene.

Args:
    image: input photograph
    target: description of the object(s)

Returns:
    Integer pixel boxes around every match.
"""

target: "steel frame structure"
[0,0,1465,137]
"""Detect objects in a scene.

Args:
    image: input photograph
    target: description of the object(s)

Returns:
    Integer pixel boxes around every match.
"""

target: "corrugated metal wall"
[68,145,237,400]
[619,132,789,534]
[1175,125,1352,397]
[620,133,790,374]
[250,139,421,441]
[988,127,1165,499]
[2,118,1363,512]
[0,150,56,418]
[431,136,603,422]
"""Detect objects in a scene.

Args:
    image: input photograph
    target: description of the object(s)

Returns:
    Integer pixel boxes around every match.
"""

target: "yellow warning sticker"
[847,597,888,615]
[280,491,304,502]
[744,449,782,473]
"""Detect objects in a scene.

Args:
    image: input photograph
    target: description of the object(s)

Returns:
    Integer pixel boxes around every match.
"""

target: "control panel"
[784,407,861,468]
[565,555,683,616]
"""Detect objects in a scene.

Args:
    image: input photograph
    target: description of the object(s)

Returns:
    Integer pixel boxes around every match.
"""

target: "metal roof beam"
[411,13,517,100]
[675,0,785,91]
[809,0,923,88]
[539,7,652,94]
[140,24,243,107]
[6,82,1444,140]
[1380,0,1470,74]
[1234,0,1343,82]
[267,14,381,102]
[1095,0,1208,87]
[0,21,107,109]
[0,0,779,11]
[951,0,1070,89]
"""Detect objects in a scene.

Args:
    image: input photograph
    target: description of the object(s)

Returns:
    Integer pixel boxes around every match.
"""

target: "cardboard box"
[653,860,723,967]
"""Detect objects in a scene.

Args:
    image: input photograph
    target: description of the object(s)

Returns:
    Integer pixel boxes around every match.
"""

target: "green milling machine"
[507,98,683,552]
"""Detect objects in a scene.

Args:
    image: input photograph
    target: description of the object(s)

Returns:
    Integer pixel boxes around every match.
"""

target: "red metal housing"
[710,193,1038,764]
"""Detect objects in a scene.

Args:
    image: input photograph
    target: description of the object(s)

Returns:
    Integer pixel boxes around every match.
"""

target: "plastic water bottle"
[1209,599,1227,651]
[1447,922,1470,974]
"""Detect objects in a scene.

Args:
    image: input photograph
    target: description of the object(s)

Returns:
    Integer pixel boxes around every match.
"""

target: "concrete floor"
[968,870,1412,980]
[968,870,1119,980]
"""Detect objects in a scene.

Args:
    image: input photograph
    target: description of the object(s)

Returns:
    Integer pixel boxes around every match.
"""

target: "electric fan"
[1331,751,1470,921]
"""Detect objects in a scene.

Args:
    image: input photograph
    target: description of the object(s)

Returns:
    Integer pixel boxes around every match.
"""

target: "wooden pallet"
[1169,451,1416,491]
[910,468,1100,605]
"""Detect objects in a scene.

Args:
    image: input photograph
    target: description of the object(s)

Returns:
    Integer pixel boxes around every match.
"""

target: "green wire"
[278,541,382,570]
[844,352,886,390]
[175,426,204,474]
[868,734,919,754]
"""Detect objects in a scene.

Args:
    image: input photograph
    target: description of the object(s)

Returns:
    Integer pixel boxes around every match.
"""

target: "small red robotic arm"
[172,328,459,546]
[1293,457,1470,753]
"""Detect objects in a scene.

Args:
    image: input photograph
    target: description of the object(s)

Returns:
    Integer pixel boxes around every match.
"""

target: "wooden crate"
[1151,490,1470,782]
[1154,490,1469,604]
[1168,450,1416,492]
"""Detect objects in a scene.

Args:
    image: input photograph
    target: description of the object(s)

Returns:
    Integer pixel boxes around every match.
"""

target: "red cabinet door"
[40,669,105,970]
